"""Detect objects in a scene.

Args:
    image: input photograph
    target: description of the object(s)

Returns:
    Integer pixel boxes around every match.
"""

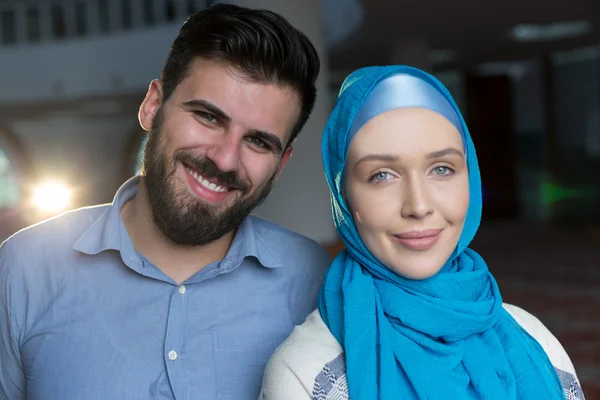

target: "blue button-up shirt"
[0,177,331,400]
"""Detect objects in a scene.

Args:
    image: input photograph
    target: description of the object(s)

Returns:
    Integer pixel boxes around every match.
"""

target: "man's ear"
[139,79,164,132]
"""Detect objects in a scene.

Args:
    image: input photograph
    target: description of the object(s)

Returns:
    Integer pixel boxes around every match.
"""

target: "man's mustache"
[174,151,251,193]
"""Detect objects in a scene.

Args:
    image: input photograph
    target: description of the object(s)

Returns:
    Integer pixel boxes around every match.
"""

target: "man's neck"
[121,178,235,284]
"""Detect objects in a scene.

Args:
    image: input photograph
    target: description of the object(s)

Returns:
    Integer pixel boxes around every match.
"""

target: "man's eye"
[195,112,218,124]
[247,137,268,148]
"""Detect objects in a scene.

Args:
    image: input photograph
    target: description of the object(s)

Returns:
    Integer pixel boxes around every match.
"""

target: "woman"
[259,66,584,399]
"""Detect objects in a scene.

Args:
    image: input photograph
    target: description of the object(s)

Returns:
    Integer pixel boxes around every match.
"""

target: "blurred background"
[0,0,598,396]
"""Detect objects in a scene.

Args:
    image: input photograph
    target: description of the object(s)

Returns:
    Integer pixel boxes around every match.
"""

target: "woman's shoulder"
[502,303,584,398]
[502,303,575,373]
[268,308,343,369]
[260,309,344,399]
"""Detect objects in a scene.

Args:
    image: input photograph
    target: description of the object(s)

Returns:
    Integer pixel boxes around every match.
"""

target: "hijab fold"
[318,65,564,399]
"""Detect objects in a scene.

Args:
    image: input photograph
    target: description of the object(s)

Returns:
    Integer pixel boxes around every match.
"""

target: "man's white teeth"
[186,167,229,193]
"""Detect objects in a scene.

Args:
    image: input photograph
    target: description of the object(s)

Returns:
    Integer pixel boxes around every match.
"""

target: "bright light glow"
[510,21,592,42]
[33,182,71,212]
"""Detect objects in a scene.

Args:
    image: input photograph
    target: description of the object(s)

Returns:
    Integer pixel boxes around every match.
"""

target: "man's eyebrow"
[248,130,284,155]
[182,99,231,123]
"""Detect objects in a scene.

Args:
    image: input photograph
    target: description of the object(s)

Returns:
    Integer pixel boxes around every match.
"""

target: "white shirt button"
[177,285,186,295]
[168,350,178,361]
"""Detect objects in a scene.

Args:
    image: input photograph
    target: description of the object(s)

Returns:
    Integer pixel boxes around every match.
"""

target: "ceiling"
[330,0,600,72]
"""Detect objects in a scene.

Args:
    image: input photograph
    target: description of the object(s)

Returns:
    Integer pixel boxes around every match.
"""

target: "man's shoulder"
[248,215,332,261]
[1,204,109,254]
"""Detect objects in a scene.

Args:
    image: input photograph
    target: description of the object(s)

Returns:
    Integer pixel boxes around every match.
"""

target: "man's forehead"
[177,59,298,100]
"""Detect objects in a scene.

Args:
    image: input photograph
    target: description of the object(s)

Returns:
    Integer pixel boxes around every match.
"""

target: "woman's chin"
[386,260,445,281]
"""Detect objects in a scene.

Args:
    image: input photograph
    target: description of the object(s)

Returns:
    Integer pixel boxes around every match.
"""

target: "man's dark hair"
[160,3,320,147]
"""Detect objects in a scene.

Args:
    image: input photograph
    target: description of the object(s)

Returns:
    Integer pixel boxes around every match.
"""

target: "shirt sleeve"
[259,350,313,400]
[0,240,26,400]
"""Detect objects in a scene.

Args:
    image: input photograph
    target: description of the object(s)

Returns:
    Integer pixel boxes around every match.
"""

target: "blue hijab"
[318,65,564,399]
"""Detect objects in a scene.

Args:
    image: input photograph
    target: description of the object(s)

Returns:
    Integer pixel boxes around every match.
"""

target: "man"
[0,4,331,399]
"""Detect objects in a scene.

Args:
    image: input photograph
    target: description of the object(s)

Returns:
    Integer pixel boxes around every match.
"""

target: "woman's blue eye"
[371,172,391,182]
[432,166,453,176]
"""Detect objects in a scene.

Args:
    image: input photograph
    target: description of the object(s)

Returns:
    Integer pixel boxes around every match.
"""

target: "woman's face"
[344,108,470,280]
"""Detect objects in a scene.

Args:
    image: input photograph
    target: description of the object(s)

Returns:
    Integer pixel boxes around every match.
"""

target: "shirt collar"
[221,215,283,271]
[73,176,139,256]
[73,176,282,269]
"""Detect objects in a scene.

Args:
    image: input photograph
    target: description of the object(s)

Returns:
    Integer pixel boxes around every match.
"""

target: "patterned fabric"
[312,355,585,400]
[312,354,348,400]
[556,368,586,400]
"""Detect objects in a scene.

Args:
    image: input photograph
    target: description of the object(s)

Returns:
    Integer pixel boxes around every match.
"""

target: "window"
[0,147,20,209]
[98,0,110,33]
[51,4,66,39]
[165,0,176,22]
[143,0,154,26]
[75,1,88,36]
[121,0,132,30]
[26,7,41,42]
[1,9,16,45]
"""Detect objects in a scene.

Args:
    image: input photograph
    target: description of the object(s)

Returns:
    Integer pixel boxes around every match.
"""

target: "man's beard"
[142,110,277,247]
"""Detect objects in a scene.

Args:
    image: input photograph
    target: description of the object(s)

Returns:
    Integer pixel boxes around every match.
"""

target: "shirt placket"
[164,284,189,399]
